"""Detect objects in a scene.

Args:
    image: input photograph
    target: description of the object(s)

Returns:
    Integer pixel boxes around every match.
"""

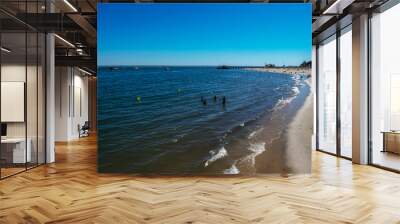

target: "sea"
[97,66,307,175]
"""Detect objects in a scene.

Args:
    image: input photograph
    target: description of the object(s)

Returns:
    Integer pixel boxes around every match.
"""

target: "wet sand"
[255,77,312,175]
[285,80,313,173]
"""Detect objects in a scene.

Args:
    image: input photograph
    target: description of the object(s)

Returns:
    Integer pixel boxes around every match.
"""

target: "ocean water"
[98,66,305,174]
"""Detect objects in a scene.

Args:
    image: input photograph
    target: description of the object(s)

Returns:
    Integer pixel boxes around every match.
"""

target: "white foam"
[171,138,178,143]
[273,84,301,111]
[248,127,264,139]
[244,142,266,166]
[204,146,228,167]
[223,164,240,174]
[249,142,266,154]
[292,86,300,95]
[240,123,245,127]
[274,97,295,110]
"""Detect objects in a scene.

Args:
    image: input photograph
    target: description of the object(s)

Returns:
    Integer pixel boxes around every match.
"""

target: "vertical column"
[352,14,369,164]
[46,34,55,163]
[312,45,317,150]
[46,1,55,163]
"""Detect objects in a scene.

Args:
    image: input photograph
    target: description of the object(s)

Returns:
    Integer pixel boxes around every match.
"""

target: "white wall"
[55,67,89,141]
[1,63,46,164]
[55,67,70,141]
[1,64,41,137]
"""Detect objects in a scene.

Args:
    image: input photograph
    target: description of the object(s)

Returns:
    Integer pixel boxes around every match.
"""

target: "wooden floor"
[1,136,400,224]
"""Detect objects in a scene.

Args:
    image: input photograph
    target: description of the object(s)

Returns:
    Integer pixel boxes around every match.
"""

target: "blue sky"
[98,4,311,66]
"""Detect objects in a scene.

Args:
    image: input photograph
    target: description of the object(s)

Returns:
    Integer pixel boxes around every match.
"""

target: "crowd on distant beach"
[246,67,311,77]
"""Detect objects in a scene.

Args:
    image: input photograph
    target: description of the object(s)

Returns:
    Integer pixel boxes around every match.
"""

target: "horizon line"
[98,63,311,67]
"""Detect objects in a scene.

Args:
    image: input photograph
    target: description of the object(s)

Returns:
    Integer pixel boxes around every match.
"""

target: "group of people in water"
[201,95,226,107]
[135,90,227,107]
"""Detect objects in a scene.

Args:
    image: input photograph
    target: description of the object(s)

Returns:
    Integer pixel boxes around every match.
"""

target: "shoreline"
[253,70,312,175]
[285,79,312,173]
[245,67,311,76]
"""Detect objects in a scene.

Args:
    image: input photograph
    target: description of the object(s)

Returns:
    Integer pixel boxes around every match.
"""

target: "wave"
[248,127,264,139]
[292,86,300,95]
[273,80,302,111]
[204,146,228,167]
[240,142,266,166]
[292,74,301,84]
[223,163,240,174]
[273,97,295,110]
[171,138,178,143]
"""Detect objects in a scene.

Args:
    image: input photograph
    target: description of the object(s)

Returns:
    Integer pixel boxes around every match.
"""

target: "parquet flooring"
[1,135,400,223]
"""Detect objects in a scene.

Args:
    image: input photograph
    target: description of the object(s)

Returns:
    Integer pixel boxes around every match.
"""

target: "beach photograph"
[97,3,312,175]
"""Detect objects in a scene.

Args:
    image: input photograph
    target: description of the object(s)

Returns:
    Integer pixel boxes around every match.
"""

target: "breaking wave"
[204,146,228,167]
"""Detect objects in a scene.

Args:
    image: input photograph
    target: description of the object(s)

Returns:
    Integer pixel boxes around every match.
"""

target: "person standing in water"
[222,96,226,107]
[201,96,207,106]
[213,95,217,102]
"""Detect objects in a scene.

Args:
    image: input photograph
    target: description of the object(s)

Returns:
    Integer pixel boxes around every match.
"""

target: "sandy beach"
[254,71,313,175]
[285,79,313,173]
[246,67,311,76]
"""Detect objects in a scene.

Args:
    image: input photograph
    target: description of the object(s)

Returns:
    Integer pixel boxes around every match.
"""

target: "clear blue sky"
[98,3,311,66]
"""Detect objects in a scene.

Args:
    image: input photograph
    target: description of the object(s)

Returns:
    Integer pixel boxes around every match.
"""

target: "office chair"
[78,121,90,138]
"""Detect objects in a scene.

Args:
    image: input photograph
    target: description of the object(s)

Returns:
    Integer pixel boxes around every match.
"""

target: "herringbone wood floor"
[1,135,400,224]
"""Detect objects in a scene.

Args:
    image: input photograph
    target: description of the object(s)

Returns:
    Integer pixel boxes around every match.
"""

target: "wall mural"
[97,3,312,175]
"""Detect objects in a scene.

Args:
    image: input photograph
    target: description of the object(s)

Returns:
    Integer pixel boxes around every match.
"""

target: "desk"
[1,138,31,163]
[382,131,400,154]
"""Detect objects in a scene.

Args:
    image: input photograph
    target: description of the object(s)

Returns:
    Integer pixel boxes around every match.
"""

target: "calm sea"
[98,66,304,174]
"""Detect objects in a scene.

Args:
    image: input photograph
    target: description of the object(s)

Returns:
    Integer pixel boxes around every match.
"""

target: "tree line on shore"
[264,60,311,69]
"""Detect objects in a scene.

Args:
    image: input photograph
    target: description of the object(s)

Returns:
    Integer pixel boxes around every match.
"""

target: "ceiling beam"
[67,13,97,46]
[55,55,96,70]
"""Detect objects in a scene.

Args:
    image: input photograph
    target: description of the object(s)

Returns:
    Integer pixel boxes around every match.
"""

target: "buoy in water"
[136,96,141,103]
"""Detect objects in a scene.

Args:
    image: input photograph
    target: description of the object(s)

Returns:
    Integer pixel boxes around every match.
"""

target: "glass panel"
[339,27,352,158]
[371,4,400,171]
[317,35,337,154]
[0,1,46,178]
[26,0,39,169]
[1,31,27,177]
[27,31,38,169]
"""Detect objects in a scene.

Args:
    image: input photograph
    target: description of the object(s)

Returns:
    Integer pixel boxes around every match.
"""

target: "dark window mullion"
[336,28,341,157]
[36,0,39,167]
[25,0,28,171]
[316,45,320,151]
